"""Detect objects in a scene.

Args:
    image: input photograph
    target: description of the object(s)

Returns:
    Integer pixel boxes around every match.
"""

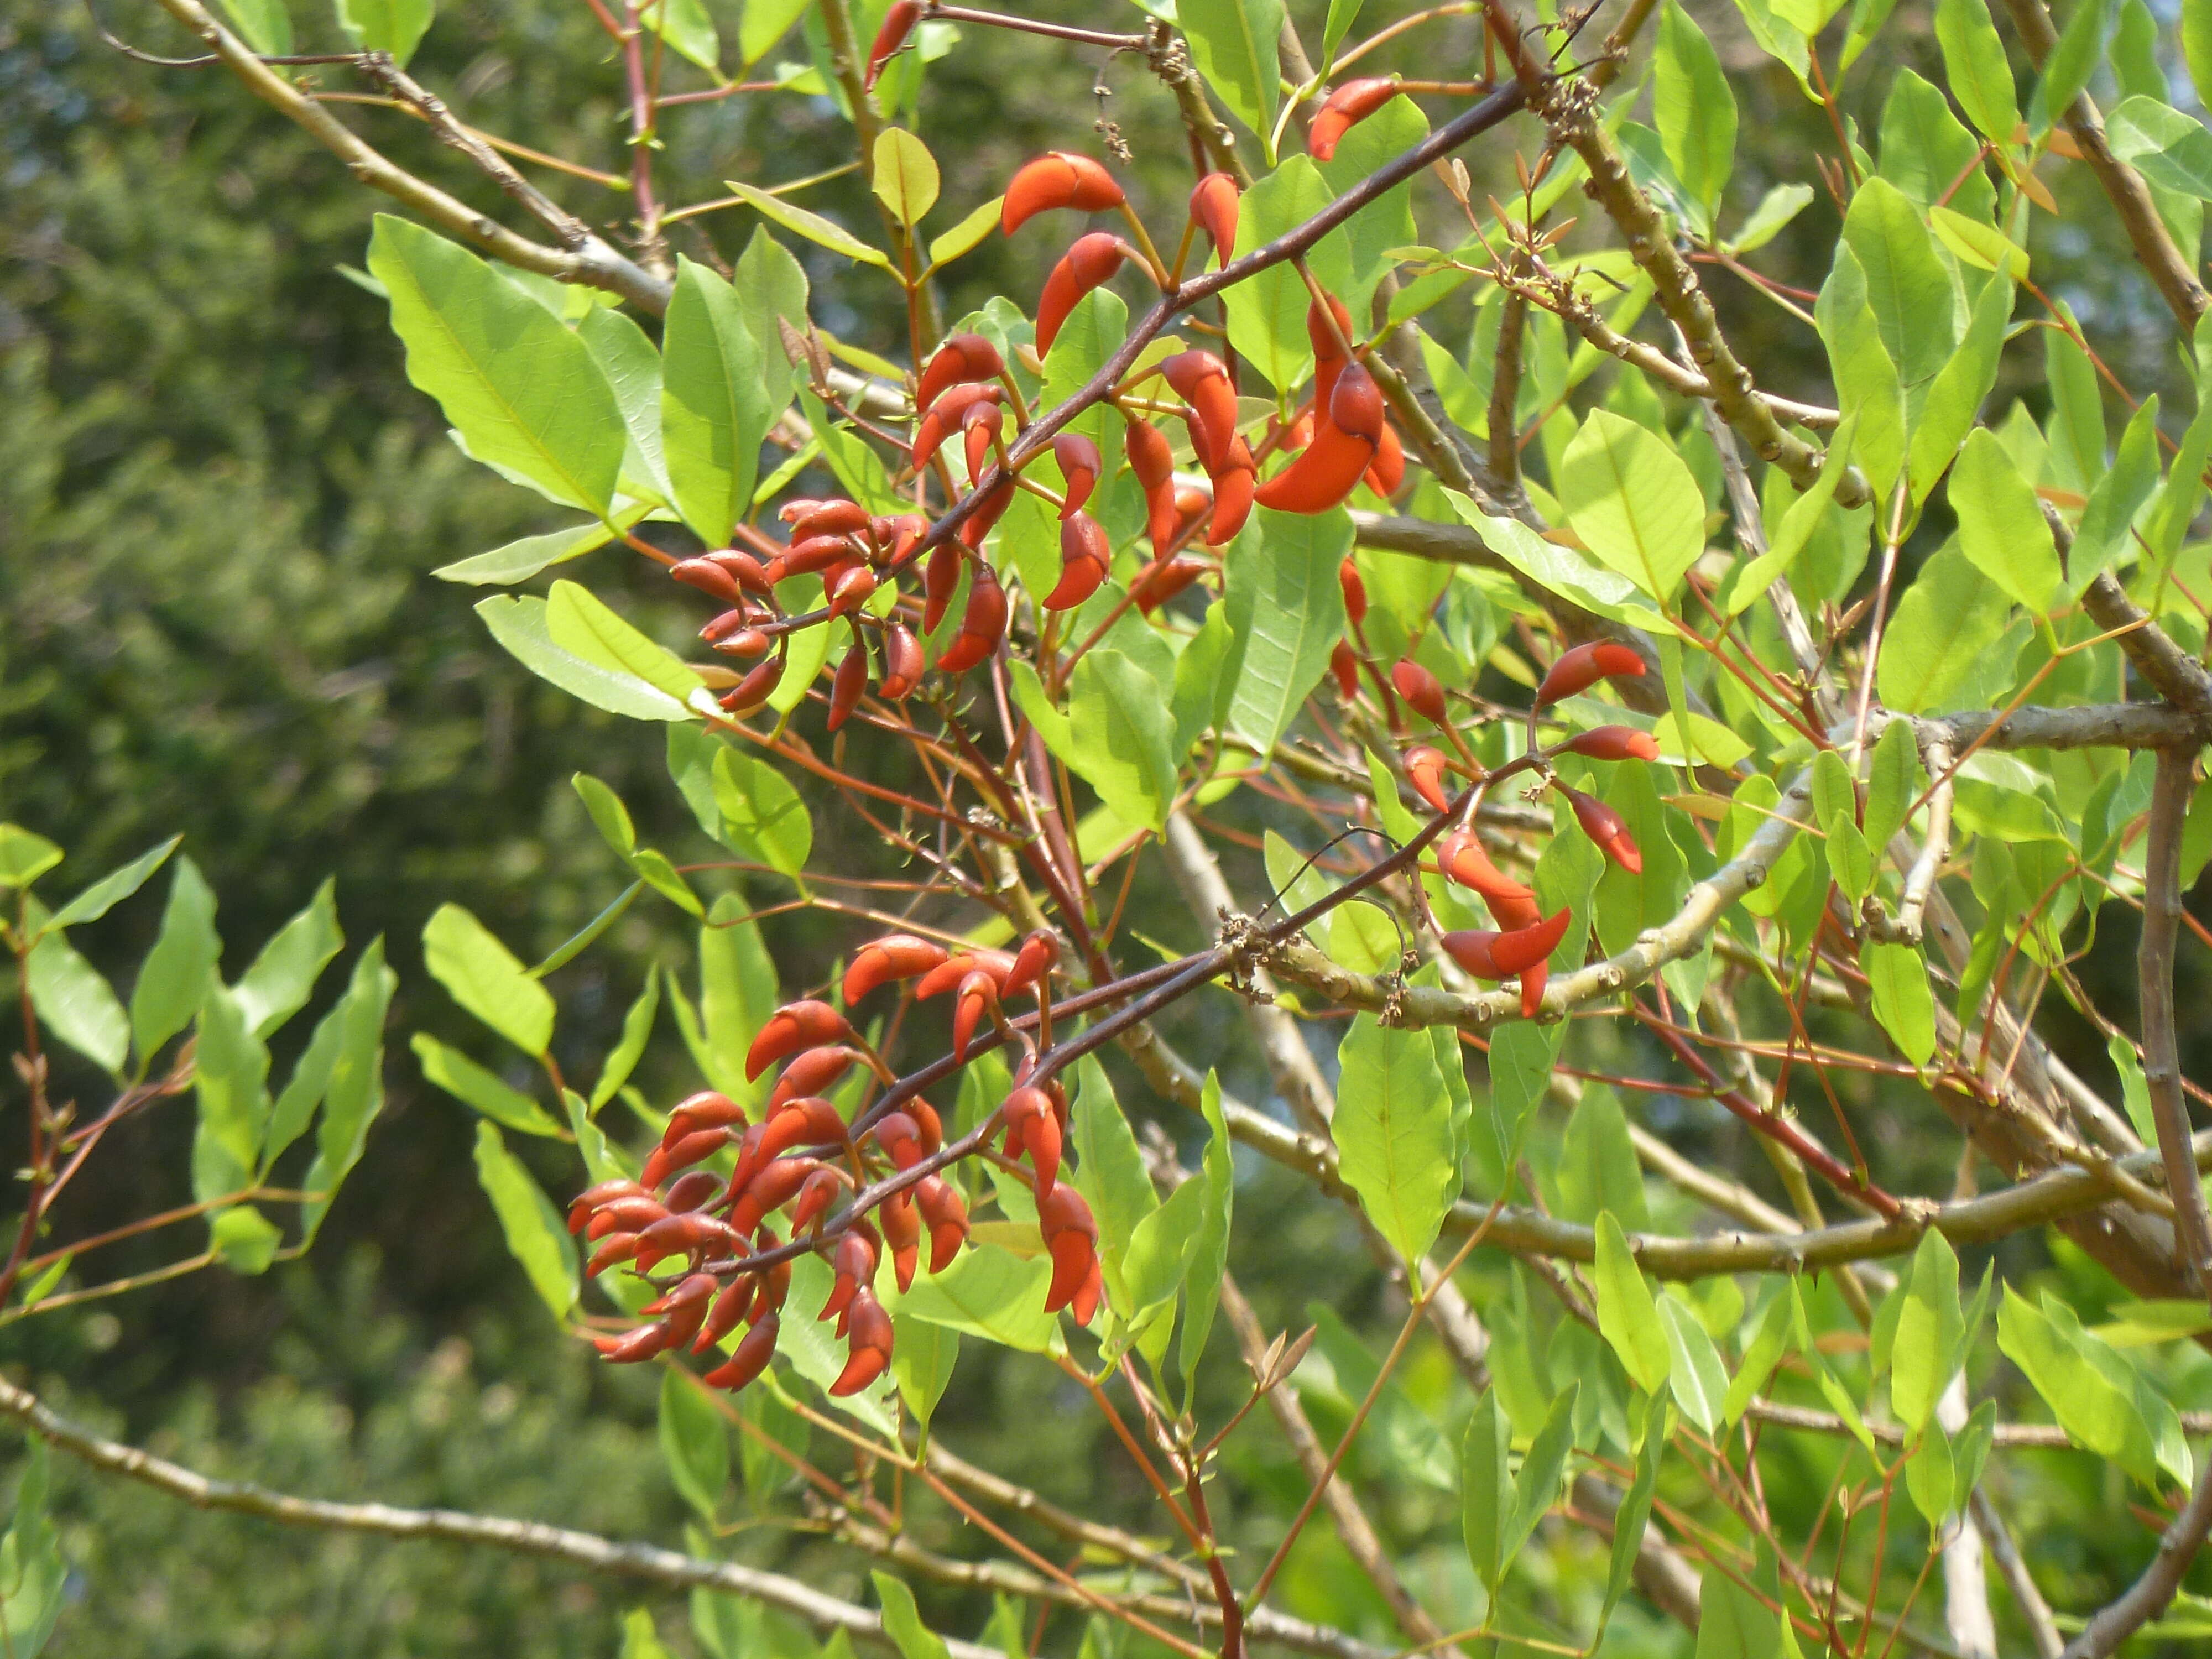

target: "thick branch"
[1206,1087,2212,1279]
[1994,0,2208,324]
[142,0,671,310]
[0,1375,995,1659]
[1500,58,1865,505]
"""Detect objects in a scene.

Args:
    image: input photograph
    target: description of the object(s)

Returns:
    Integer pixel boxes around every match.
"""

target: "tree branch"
[141,0,672,310]
[2138,746,2211,1285]
[1992,0,2209,324]
[0,1375,994,1659]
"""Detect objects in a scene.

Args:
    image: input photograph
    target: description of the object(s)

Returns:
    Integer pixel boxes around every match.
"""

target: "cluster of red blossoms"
[658,114,1432,722]
[1385,641,1659,1019]
[570,929,1101,1398]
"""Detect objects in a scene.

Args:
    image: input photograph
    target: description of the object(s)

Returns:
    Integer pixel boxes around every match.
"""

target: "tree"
[10,0,2212,1655]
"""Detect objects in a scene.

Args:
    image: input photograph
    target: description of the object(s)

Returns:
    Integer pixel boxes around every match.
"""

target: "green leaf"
[733,228,808,422]
[472,1120,578,1322]
[1936,0,2022,144]
[1827,817,1875,902]
[43,836,179,931]
[422,902,556,1056]
[413,1032,566,1138]
[1862,939,1937,1065]
[1179,0,1285,152]
[873,1573,952,1659]
[620,1610,672,1659]
[1876,541,2018,713]
[1907,269,2011,499]
[635,0,717,72]
[211,1204,284,1275]
[1904,1418,1956,1525]
[659,1369,731,1521]
[872,128,941,226]
[575,775,702,915]
[0,827,62,889]
[696,894,779,1107]
[1891,1230,1964,1431]
[1334,1015,1461,1264]
[1660,1294,1729,1433]
[725,181,891,268]
[1730,183,1815,253]
[1734,0,1814,81]
[368,216,623,514]
[593,974,661,1110]
[1452,496,1683,635]
[1720,414,1858,618]
[1842,0,1902,67]
[1224,161,1356,390]
[1695,1571,1783,1659]
[1172,601,1238,758]
[1653,2,1736,225]
[546,580,708,709]
[476,594,695,721]
[2107,96,2212,199]
[334,0,432,64]
[2110,1032,2159,1142]
[1313,95,1428,309]
[1123,1178,1208,1316]
[1322,0,1367,60]
[263,968,355,1173]
[1599,1423,1666,1631]
[662,258,775,549]
[1811,749,1856,839]
[1950,428,2061,613]
[0,1439,66,1659]
[2046,312,2106,491]
[1594,1212,1671,1394]
[927,196,1004,269]
[192,986,270,1201]
[737,0,807,63]
[711,743,813,877]
[217,0,291,53]
[234,878,342,1037]
[26,928,129,1077]
[1069,1058,1159,1310]
[1880,69,1996,220]
[890,1311,958,1436]
[1557,1083,1648,1230]
[1460,1389,1511,1590]
[1058,650,1178,833]
[1864,718,1924,851]
[1817,246,1906,500]
[1841,178,1958,394]
[1997,1286,2164,1485]
[885,1242,1058,1353]
[1178,1073,1235,1390]
[434,518,628,587]
[2038,0,2110,122]
[1557,410,1705,605]
[1504,1383,1579,1571]
[1222,507,1352,757]
[2075,394,2162,586]
[301,940,397,1243]
[1723,1287,1796,1423]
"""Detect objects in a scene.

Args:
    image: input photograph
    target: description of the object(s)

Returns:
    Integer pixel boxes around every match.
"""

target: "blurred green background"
[1,0,2201,1651]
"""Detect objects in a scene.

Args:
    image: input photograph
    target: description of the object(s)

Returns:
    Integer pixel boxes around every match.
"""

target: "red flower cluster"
[572,929,1104,1398]
[1390,642,1660,1018]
